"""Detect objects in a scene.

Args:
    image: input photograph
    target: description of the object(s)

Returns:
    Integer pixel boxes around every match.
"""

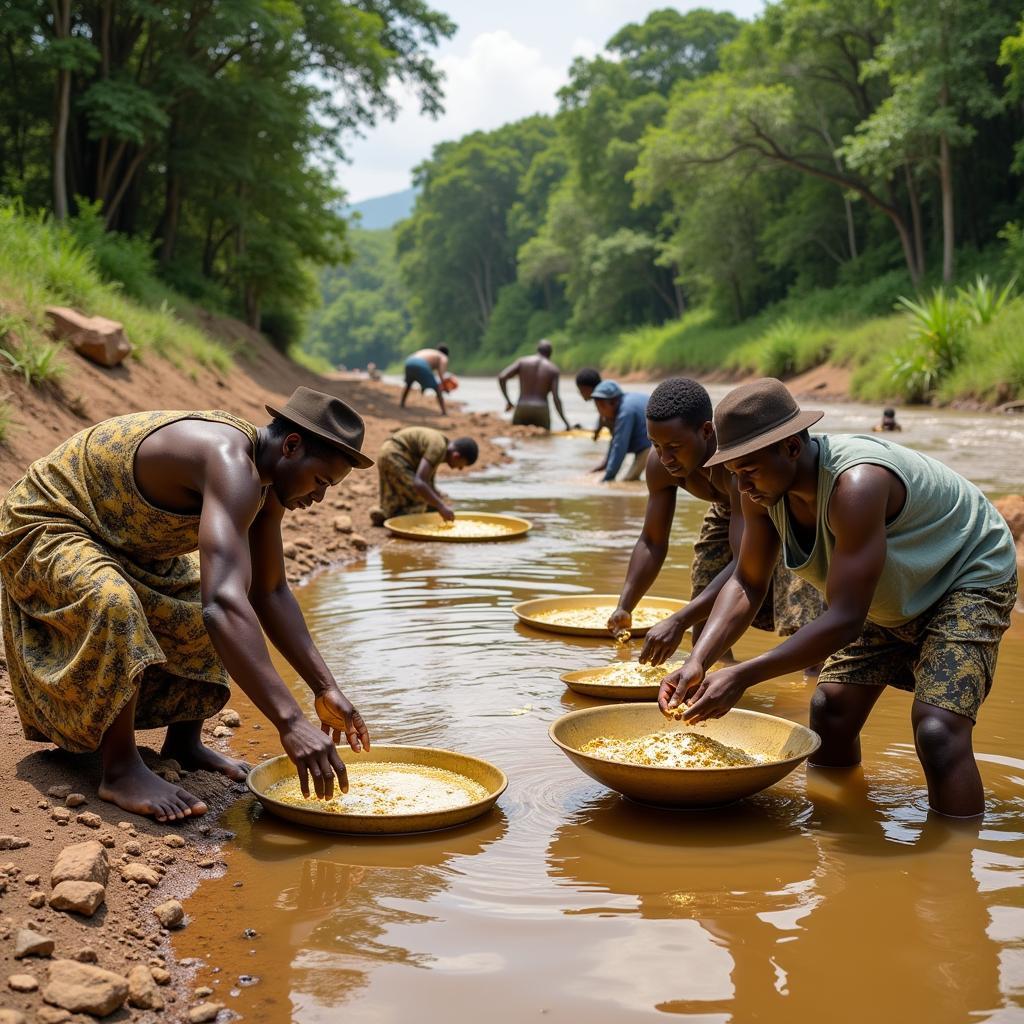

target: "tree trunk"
[51,0,72,221]
[158,170,182,267]
[904,163,926,281]
[939,128,955,283]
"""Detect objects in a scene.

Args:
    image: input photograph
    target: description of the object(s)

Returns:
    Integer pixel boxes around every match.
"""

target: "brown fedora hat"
[265,386,375,469]
[705,378,823,467]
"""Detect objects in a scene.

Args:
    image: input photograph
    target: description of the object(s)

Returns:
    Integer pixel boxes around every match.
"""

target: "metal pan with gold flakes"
[384,512,532,542]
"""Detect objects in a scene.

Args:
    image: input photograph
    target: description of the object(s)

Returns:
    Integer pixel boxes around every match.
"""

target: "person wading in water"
[0,387,373,822]
[660,378,1017,818]
[607,377,823,667]
[497,339,573,432]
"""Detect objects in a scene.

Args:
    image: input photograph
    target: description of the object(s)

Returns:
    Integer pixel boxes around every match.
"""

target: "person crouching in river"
[660,378,1017,818]
[0,387,373,823]
[369,426,478,526]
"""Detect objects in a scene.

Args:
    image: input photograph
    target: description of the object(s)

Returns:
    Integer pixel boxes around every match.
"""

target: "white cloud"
[338,30,586,202]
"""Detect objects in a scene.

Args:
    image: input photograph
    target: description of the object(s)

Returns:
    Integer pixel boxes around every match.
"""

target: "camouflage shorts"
[691,502,824,635]
[817,577,1018,721]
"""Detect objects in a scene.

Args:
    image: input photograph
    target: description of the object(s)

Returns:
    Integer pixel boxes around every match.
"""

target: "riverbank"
[0,322,530,1021]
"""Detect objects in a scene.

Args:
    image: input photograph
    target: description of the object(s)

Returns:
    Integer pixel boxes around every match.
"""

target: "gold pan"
[549,704,820,808]
[513,594,685,638]
[384,511,532,542]
[559,663,679,700]
[247,744,507,835]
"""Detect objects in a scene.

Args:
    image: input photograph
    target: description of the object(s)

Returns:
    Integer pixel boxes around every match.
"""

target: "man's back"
[516,354,560,402]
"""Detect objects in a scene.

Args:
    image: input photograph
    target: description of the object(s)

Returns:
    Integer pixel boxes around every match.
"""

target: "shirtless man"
[607,377,823,665]
[0,388,372,822]
[401,346,450,415]
[659,379,1017,817]
[497,340,572,431]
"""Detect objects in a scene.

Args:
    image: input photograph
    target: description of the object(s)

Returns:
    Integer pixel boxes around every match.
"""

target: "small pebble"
[65,793,87,808]
[7,974,38,992]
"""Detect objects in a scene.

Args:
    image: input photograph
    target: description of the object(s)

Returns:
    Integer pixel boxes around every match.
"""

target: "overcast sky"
[339,1,765,202]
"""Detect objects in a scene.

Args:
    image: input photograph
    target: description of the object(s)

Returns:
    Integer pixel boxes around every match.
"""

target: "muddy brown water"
[177,382,1024,1022]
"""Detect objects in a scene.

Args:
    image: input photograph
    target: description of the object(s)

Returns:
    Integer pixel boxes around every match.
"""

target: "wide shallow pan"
[549,704,820,808]
[384,511,532,542]
[513,594,685,638]
[247,744,507,835]
[559,663,678,700]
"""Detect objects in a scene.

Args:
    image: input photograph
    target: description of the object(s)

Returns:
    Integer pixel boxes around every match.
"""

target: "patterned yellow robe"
[0,410,261,752]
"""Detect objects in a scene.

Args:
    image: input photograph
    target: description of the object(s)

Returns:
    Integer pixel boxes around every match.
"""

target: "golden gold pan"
[247,744,508,835]
[513,594,685,638]
[383,511,532,542]
[559,664,673,701]
[549,704,820,808]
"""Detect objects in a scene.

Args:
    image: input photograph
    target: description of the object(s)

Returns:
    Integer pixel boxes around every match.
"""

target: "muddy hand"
[658,661,704,716]
[639,614,686,666]
[438,504,456,522]
[315,688,370,753]
[280,716,349,800]
[677,664,746,724]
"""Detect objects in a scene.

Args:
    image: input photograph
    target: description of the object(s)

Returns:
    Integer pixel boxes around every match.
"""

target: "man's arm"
[248,494,370,751]
[437,352,449,376]
[550,373,572,431]
[608,462,676,636]
[601,416,628,481]
[673,468,890,722]
[498,360,520,411]
[197,453,351,799]
[414,457,454,520]
[639,477,745,664]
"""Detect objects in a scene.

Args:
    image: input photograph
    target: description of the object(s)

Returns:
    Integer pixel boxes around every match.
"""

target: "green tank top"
[767,434,1016,627]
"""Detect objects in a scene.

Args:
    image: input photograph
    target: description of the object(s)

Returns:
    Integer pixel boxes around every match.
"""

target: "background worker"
[575,367,610,440]
[498,339,573,431]
[401,346,450,415]
[369,426,478,525]
[591,380,651,482]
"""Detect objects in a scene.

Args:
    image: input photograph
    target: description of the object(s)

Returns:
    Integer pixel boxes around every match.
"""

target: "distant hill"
[345,188,418,230]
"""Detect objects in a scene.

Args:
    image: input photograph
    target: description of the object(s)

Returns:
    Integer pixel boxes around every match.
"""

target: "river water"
[177,379,1024,1023]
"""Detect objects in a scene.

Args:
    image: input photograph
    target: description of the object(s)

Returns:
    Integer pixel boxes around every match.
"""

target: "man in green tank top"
[0,387,374,823]
[658,378,1017,817]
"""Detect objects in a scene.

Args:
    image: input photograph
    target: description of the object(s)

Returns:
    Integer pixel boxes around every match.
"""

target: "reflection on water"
[177,383,1024,1022]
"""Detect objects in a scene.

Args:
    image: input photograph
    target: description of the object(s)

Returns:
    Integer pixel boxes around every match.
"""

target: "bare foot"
[163,739,249,782]
[99,759,207,823]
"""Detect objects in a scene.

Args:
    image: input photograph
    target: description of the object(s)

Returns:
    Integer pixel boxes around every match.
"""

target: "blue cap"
[591,380,623,400]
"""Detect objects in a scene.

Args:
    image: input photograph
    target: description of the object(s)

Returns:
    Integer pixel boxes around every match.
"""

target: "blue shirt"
[603,392,651,480]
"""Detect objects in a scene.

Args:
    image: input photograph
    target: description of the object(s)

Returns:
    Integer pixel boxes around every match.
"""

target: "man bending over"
[660,378,1016,817]
[0,388,374,822]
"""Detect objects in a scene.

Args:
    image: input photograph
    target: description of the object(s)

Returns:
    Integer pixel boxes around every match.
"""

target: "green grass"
[0,202,232,376]
[472,256,1021,408]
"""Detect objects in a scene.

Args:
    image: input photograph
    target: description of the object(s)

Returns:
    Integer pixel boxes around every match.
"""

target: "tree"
[843,0,1017,282]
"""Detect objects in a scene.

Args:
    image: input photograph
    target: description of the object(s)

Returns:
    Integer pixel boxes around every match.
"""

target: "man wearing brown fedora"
[658,378,1017,817]
[0,386,374,823]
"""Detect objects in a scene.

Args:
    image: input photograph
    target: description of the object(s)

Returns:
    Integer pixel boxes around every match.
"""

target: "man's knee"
[913,706,972,775]
[810,683,849,730]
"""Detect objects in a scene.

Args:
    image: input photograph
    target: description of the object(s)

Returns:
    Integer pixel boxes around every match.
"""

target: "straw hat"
[266,386,374,468]
[705,379,823,467]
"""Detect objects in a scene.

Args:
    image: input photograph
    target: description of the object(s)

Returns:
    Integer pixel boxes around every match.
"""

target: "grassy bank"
[460,250,1024,408]
[0,204,233,404]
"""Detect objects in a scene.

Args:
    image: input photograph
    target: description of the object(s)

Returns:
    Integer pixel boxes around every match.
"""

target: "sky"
[339,0,766,203]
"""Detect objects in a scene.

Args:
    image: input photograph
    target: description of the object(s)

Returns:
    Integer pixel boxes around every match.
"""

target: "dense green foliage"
[0,0,454,344]
[304,228,411,370]
[325,2,1024,405]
